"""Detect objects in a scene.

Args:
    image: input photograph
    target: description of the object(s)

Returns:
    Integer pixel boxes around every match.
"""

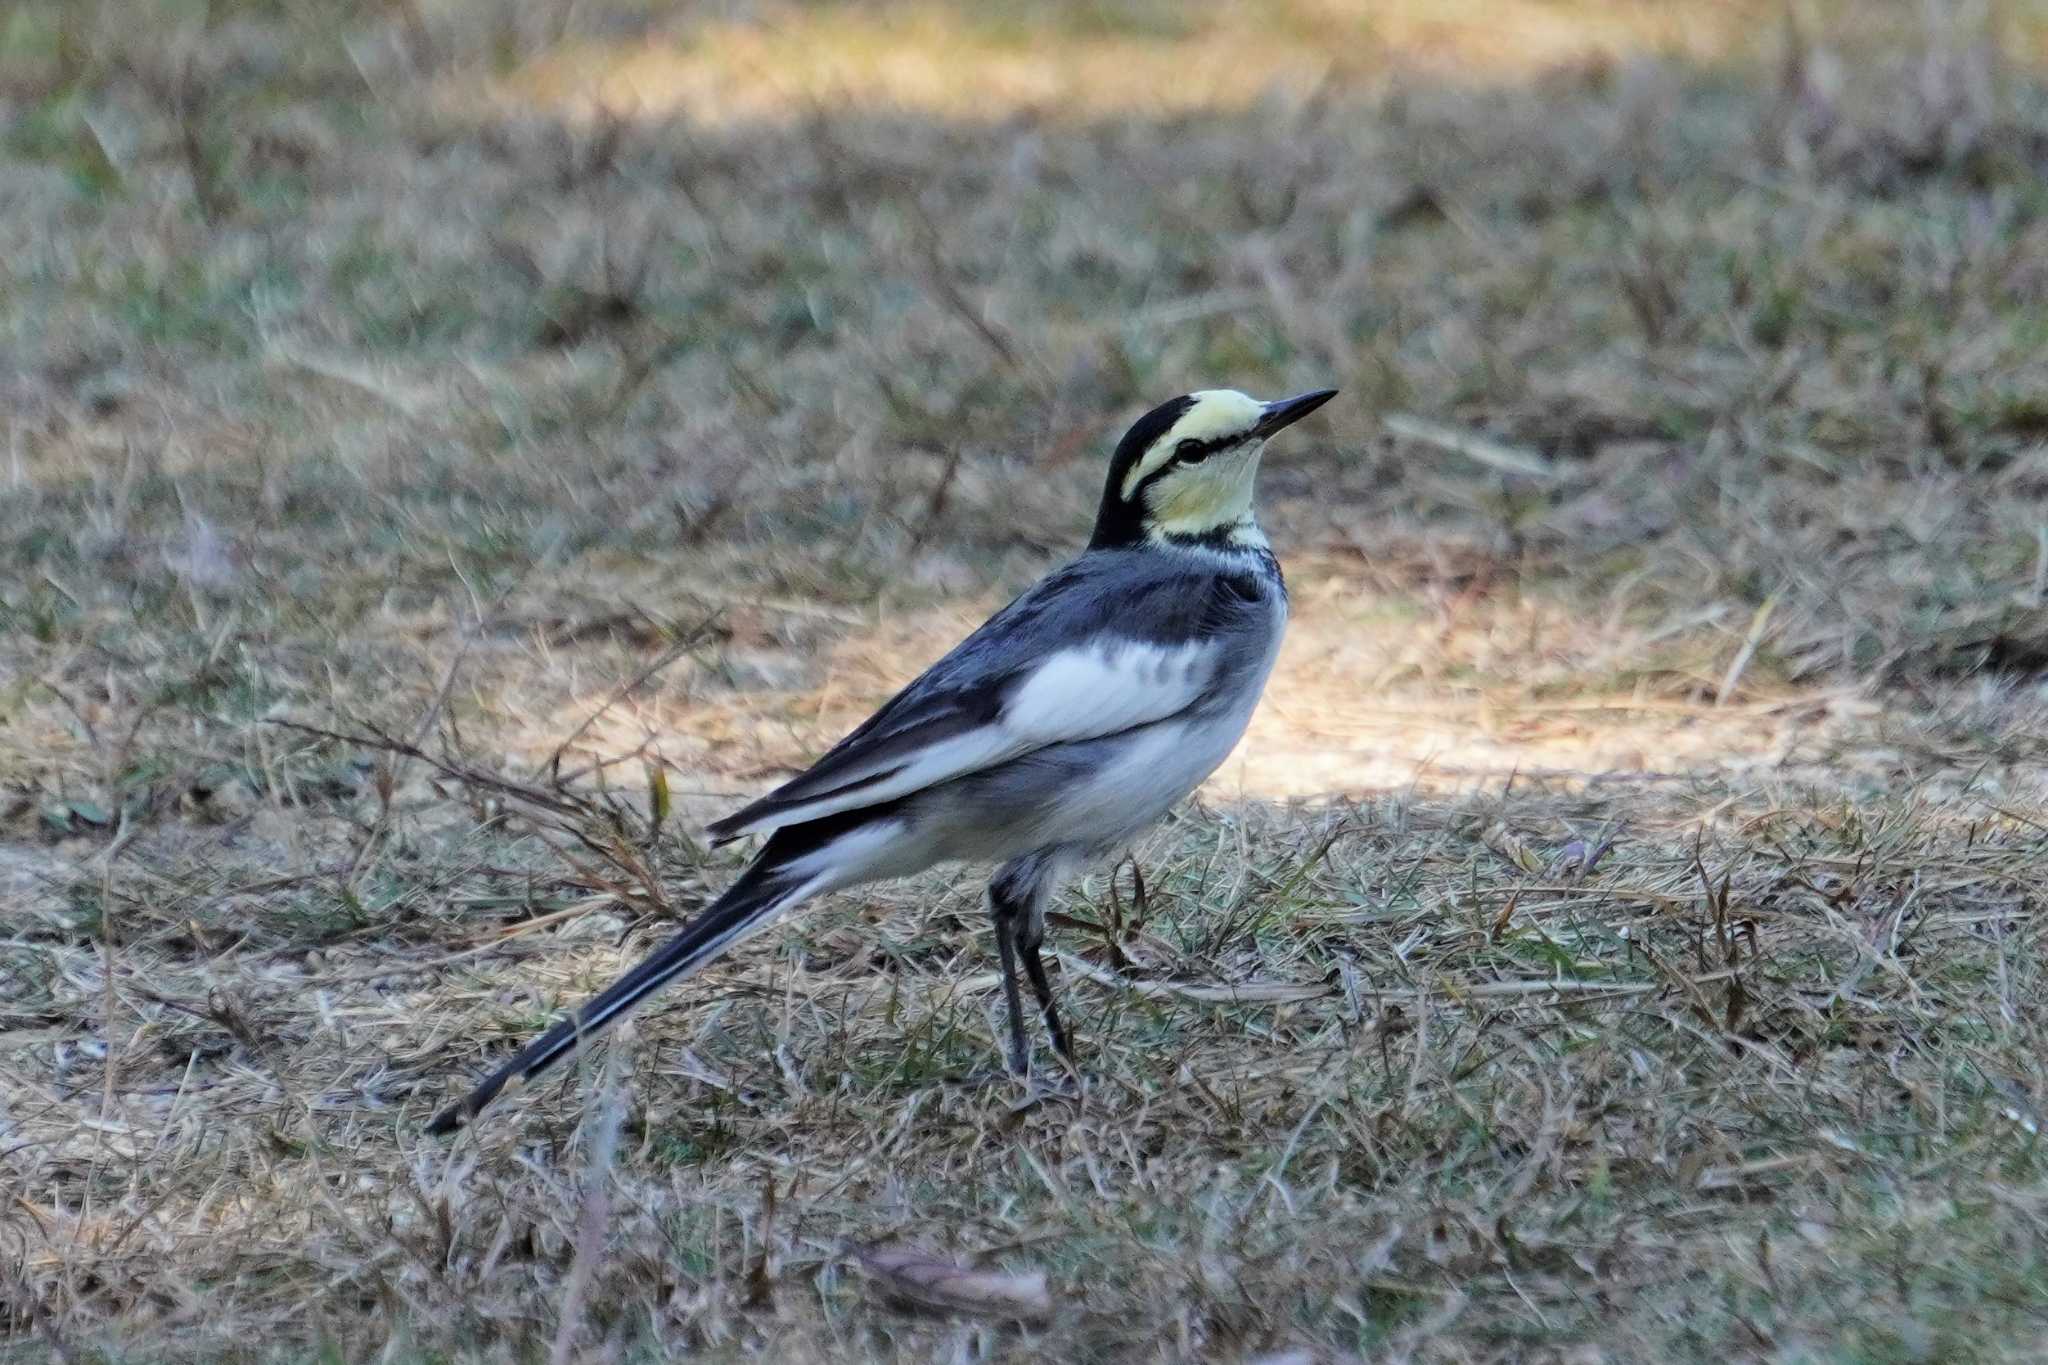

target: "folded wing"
[707,571,1223,843]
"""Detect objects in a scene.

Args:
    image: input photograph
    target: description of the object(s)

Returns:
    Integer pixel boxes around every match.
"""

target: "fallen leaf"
[857,1245,1052,1320]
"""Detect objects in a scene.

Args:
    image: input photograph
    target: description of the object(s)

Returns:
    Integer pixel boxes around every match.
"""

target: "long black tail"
[426,857,802,1135]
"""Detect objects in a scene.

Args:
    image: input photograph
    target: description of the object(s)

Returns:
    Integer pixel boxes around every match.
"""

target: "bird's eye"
[1175,438,1209,464]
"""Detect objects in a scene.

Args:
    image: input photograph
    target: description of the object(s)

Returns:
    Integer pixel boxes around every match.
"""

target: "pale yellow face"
[1120,389,1271,542]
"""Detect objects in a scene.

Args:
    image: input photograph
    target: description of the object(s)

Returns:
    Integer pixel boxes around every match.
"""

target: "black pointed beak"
[1254,388,1339,439]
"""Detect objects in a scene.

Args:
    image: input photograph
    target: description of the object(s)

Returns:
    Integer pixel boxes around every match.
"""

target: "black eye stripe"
[1173,434,1234,464]
[1130,432,1239,500]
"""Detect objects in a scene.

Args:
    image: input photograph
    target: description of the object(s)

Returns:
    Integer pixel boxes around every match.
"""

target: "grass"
[4,0,2048,1359]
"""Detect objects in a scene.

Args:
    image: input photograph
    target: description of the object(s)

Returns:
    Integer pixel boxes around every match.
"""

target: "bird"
[427,385,1338,1134]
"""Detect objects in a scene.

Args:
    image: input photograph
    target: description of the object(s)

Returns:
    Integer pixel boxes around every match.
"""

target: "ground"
[4,1,2048,1361]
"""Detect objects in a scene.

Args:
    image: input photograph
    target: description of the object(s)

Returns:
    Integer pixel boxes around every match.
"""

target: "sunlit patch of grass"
[495,0,1781,124]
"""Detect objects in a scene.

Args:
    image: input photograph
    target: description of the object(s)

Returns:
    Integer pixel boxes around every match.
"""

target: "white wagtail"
[428,386,1337,1133]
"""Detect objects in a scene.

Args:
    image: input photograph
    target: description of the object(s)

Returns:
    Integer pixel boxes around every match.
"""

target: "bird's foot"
[1007,1067,1083,1115]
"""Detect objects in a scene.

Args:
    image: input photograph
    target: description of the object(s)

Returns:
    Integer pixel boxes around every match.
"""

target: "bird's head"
[1090,388,1337,551]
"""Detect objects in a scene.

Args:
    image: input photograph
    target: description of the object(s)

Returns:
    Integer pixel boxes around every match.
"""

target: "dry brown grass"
[5,1,2048,1360]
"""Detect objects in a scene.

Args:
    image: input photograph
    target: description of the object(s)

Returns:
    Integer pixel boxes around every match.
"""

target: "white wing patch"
[1003,639,1215,742]
[722,639,1218,838]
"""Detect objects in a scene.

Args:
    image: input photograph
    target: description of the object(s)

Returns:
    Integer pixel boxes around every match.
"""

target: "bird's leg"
[1017,914,1071,1061]
[990,853,1077,1083]
[988,886,1033,1077]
